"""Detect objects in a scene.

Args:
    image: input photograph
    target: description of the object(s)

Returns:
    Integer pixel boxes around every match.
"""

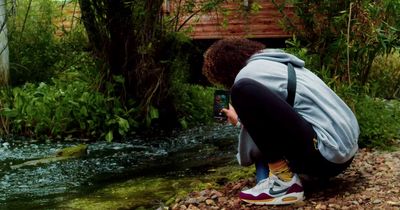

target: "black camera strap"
[247,58,297,107]
[286,63,296,107]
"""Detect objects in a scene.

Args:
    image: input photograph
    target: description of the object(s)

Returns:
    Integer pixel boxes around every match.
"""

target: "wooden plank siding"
[54,3,81,37]
[164,0,298,40]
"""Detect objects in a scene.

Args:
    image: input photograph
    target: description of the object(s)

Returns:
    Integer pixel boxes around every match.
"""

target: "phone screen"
[213,90,230,121]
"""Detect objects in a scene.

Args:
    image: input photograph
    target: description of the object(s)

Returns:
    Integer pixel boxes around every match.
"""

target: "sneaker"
[239,173,304,205]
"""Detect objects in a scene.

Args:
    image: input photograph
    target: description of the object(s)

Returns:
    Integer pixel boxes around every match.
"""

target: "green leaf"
[80,106,88,117]
[113,75,125,84]
[251,2,262,13]
[117,116,130,135]
[179,118,188,129]
[149,106,159,120]
[0,108,18,117]
[105,131,113,142]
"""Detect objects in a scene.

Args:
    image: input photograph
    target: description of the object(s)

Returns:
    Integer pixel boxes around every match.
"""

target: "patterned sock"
[268,160,293,182]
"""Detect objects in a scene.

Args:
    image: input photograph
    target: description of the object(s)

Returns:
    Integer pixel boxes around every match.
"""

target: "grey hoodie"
[235,49,359,165]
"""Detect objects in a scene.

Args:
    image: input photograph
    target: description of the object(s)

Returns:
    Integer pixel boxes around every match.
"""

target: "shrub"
[354,96,400,149]
[159,32,215,129]
[284,0,400,84]
[168,51,214,128]
[7,0,89,86]
[367,51,400,99]
[171,83,214,129]
[7,0,60,85]
[0,52,138,141]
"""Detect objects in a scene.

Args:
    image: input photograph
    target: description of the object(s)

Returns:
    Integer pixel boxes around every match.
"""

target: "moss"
[212,165,256,181]
[59,164,256,209]
[56,144,88,157]
[60,177,197,209]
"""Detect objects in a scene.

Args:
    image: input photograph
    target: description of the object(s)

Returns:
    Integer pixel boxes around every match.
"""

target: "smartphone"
[213,90,230,121]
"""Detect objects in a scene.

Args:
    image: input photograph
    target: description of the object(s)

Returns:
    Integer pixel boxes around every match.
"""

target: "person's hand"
[221,104,239,126]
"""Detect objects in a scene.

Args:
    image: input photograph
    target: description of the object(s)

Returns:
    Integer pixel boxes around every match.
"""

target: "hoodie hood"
[247,49,305,68]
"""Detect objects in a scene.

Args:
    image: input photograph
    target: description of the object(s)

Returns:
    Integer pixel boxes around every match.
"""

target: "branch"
[271,0,301,36]
[19,0,32,42]
[177,8,202,32]
[346,2,353,85]
[177,0,226,32]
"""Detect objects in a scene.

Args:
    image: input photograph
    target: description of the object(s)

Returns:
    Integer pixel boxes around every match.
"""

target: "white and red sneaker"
[239,173,304,205]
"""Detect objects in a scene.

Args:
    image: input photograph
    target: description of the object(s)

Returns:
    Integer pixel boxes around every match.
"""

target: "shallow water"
[0,124,239,209]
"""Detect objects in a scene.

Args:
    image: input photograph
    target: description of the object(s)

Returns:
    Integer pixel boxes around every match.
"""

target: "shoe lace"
[252,178,268,190]
[269,175,277,186]
[252,177,274,191]
[267,174,282,189]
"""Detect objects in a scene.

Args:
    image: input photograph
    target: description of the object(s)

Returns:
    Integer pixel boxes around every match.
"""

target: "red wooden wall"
[164,0,297,39]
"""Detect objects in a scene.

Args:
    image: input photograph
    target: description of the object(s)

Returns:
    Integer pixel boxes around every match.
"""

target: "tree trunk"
[79,0,163,98]
[79,0,166,115]
[78,0,108,56]
[105,0,137,78]
[0,0,9,86]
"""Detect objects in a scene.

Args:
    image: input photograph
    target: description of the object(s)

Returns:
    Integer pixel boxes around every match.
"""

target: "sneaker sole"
[240,192,304,205]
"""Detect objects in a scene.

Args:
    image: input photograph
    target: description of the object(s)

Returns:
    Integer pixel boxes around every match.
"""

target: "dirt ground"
[170,148,400,210]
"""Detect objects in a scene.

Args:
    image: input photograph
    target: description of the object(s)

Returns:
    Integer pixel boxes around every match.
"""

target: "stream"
[0,124,240,210]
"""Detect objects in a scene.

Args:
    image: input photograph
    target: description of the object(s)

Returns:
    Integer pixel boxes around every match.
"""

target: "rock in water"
[55,144,88,158]
[10,144,88,169]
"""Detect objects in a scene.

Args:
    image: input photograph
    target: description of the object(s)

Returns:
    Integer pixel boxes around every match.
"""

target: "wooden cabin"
[163,0,298,42]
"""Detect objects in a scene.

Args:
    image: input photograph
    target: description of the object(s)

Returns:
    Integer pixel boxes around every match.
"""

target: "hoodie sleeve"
[236,127,264,166]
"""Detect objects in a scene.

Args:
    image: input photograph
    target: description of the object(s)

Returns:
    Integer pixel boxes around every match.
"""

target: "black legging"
[231,78,352,178]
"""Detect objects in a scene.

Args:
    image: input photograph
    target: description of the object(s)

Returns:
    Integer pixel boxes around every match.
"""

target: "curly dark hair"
[202,38,265,88]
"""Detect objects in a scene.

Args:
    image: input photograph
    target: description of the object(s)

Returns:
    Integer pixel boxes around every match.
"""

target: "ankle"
[268,160,293,181]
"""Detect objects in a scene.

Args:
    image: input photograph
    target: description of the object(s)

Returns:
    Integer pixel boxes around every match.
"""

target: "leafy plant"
[284,36,320,73]
[164,32,215,129]
[0,53,139,141]
[354,96,400,149]
[278,0,400,85]
[7,0,61,85]
[367,50,400,99]
[171,83,214,129]
[6,0,90,87]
